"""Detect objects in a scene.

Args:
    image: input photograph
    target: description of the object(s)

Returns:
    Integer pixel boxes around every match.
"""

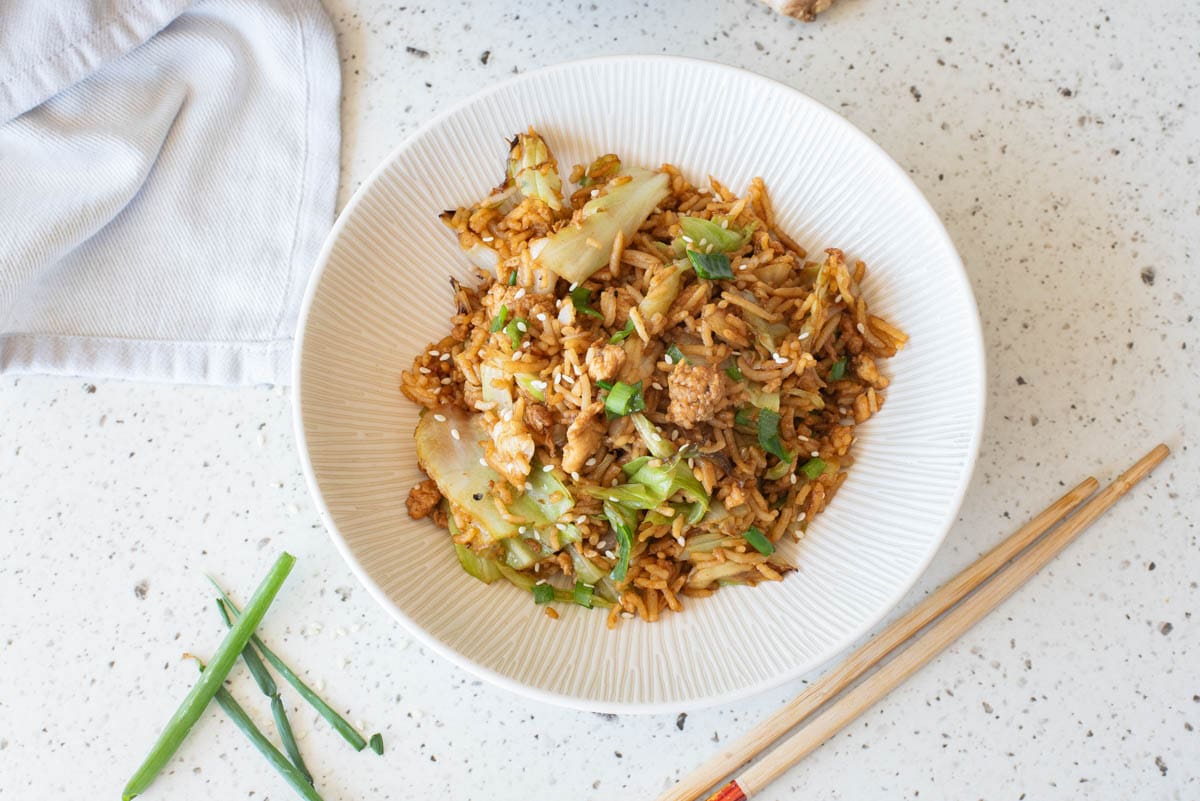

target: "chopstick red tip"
[703,781,747,801]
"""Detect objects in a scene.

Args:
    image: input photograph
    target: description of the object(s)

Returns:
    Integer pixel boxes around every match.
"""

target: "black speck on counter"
[909,85,922,102]
[614,750,623,759]
[676,712,687,730]
[1155,756,1168,776]
[480,50,491,65]
[134,581,148,599]
[1159,622,1173,635]
[1016,376,1026,385]
[335,586,353,602]
[1149,561,1156,570]
[83,383,96,394]
[1060,87,1074,97]
[406,46,430,58]
[1141,267,1156,285]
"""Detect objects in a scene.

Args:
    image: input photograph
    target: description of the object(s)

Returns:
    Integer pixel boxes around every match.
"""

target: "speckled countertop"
[1,1,1196,799]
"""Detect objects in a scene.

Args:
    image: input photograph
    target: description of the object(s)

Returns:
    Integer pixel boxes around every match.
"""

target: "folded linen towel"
[0,0,340,385]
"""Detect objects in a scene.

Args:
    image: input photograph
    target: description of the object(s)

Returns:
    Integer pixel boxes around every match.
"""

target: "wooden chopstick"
[661,443,1169,801]
[655,476,1098,801]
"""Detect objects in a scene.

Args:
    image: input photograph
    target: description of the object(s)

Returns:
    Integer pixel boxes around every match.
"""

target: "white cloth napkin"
[0,0,340,385]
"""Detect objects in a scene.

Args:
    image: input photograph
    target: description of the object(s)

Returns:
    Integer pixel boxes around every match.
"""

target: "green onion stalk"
[122,552,296,801]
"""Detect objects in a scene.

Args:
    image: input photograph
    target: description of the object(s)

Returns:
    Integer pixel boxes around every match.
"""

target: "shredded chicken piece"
[485,399,535,486]
[828,424,854,456]
[586,343,627,384]
[524,402,555,433]
[561,401,605,473]
[666,362,727,428]
[854,354,889,390]
[406,479,441,520]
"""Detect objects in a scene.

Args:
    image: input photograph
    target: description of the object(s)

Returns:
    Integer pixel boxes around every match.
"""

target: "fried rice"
[400,128,906,626]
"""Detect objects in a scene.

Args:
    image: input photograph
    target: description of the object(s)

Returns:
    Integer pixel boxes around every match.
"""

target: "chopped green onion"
[756,408,792,462]
[743,526,775,556]
[609,319,636,344]
[604,380,645,417]
[596,379,615,391]
[123,555,296,801]
[369,733,384,755]
[734,406,755,427]
[570,285,604,318]
[503,317,527,350]
[489,304,509,333]
[573,581,595,609]
[665,344,686,366]
[508,270,518,286]
[724,362,744,382]
[830,357,847,381]
[801,457,827,480]
[687,250,734,281]
[764,458,793,481]
[532,583,555,604]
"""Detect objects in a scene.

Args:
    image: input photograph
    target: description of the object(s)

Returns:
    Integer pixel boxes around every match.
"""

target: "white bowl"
[293,56,985,713]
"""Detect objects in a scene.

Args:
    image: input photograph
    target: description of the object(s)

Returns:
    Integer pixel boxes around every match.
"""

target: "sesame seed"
[651,382,663,390]
[569,282,579,291]
[556,522,567,530]
[622,612,635,619]
[418,367,431,374]
[609,497,619,503]
[434,413,447,422]
[536,313,548,322]
[450,428,460,440]
[682,235,694,244]
[720,219,729,229]
[516,321,528,332]
[664,353,674,365]
[676,536,686,546]
[536,578,547,585]
[706,244,714,253]
[481,235,494,242]
[440,352,451,361]
[543,464,554,472]
[585,457,597,466]
[571,471,581,481]
[525,482,533,491]
[518,526,527,534]
[799,331,811,340]
[479,458,488,467]
[440,377,452,384]
[514,288,526,300]
[797,512,806,522]
[605,550,616,559]
[811,451,820,458]
[698,238,708,248]
[856,322,866,333]
[429,350,440,356]
[532,380,547,390]
[590,189,600,198]
[790,473,798,484]
[586,237,601,248]
[533,562,540,572]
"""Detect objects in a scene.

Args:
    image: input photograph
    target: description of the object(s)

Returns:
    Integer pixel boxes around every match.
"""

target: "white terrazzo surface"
[1,1,1197,798]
